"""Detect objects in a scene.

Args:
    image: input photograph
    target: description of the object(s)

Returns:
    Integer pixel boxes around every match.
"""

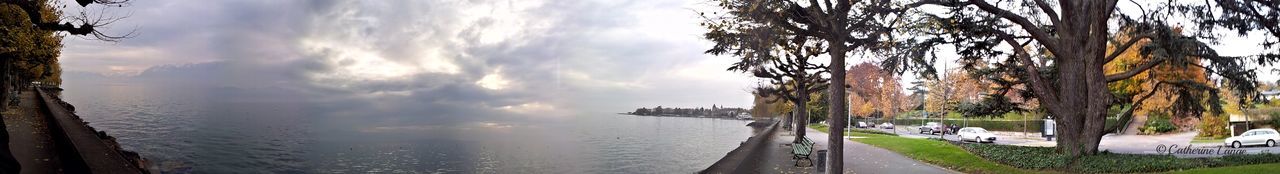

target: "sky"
[58,0,761,118]
[55,0,1280,120]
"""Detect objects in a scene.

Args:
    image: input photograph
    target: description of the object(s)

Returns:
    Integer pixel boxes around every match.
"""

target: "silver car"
[919,122,942,134]
[957,127,997,143]
[1226,128,1280,148]
[878,122,894,129]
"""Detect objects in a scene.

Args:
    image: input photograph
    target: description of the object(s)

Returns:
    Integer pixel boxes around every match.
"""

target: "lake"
[59,82,755,173]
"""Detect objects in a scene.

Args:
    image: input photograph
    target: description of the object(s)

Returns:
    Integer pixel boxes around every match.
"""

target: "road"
[1101,132,1280,158]
[851,125,1053,147]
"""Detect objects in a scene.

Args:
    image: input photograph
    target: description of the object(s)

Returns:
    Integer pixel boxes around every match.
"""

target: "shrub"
[1211,153,1280,166]
[1271,112,1280,129]
[956,143,1069,169]
[850,129,896,136]
[954,142,1280,173]
[1199,114,1231,139]
[1073,152,1208,173]
[1141,112,1177,134]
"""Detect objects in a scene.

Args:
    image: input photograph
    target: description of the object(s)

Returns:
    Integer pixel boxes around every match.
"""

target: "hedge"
[956,142,1280,173]
[851,118,1119,133]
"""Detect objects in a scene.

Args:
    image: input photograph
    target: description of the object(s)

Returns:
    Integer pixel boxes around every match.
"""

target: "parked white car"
[958,127,997,143]
[1225,128,1280,148]
[856,122,869,128]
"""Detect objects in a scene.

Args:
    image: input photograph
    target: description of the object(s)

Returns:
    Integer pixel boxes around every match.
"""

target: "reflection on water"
[60,83,754,173]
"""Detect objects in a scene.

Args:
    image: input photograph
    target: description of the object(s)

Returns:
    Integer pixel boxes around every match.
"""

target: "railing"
[35,88,145,173]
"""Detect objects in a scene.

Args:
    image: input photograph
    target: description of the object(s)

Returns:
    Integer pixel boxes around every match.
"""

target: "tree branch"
[1032,0,1062,26]
[970,0,1063,55]
[1105,58,1166,82]
[1105,34,1154,63]
[995,30,1060,110]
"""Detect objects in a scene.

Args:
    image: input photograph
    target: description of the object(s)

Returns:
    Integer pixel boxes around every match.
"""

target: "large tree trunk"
[1048,1,1114,158]
[826,37,848,173]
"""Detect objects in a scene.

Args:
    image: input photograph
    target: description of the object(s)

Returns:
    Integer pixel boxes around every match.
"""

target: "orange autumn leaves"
[846,63,907,118]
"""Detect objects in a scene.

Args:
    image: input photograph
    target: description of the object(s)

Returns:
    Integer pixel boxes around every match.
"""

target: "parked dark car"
[919,122,943,134]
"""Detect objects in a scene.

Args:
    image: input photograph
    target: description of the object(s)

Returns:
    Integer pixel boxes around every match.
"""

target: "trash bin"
[816,149,828,173]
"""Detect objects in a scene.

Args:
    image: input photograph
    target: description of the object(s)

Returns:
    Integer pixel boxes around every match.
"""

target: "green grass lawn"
[807,124,1280,173]
[1168,163,1280,174]
[809,125,1039,174]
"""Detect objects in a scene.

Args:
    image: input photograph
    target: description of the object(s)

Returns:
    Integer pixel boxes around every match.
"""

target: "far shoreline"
[616,113,754,121]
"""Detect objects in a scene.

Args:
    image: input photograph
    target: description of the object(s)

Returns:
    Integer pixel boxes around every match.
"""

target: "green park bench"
[792,137,815,166]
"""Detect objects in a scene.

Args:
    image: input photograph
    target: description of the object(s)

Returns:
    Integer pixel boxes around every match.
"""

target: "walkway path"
[3,89,62,173]
[755,127,955,174]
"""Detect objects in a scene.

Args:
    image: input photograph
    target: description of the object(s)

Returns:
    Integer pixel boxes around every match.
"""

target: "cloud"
[60,0,757,128]
[475,67,512,90]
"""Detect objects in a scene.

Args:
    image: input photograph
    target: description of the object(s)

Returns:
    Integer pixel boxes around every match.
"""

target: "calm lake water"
[59,82,754,173]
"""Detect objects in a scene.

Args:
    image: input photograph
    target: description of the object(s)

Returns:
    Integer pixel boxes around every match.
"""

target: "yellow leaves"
[1220,87,1246,115]
[1105,28,1209,117]
[1,2,64,84]
[849,93,875,117]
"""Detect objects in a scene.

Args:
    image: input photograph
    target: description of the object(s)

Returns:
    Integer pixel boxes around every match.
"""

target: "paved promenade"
[3,89,61,173]
[754,127,955,174]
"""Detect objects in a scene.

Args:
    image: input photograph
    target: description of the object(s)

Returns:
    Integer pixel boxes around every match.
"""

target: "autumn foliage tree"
[846,62,905,118]
[921,68,990,117]
[1104,28,1214,133]
[0,4,60,173]
[888,0,1277,158]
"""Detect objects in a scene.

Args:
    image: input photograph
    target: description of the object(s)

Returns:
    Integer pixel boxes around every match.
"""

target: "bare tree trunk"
[794,81,809,143]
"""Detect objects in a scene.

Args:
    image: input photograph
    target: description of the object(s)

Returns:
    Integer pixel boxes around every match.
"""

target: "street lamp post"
[846,87,852,138]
